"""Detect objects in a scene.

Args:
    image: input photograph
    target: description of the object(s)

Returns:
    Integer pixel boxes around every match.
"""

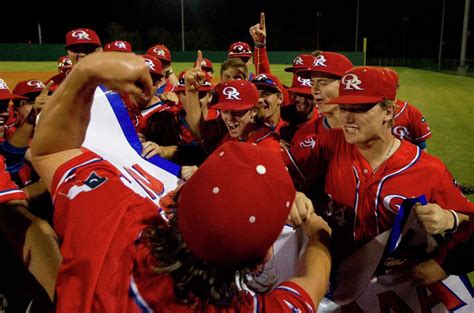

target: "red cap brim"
[288,87,312,95]
[212,102,255,110]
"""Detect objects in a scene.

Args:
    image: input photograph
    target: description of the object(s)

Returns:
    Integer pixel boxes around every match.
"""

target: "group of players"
[0,12,474,313]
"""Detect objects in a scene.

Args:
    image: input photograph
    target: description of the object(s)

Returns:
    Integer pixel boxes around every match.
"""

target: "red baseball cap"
[195,58,214,73]
[146,44,172,63]
[103,40,132,53]
[227,41,253,59]
[288,74,313,95]
[65,28,101,48]
[174,70,213,93]
[297,51,353,79]
[0,79,27,101]
[212,80,259,111]
[141,55,164,78]
[178,141,295,266]
[327,66,397,105]
[384,67,400,87]
[284,54,315,73]
[251,73,285,94]
[57,55,73,72]
[12,80,45,98]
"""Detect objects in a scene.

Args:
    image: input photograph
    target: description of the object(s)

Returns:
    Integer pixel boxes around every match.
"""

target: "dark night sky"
[1,0,473,59]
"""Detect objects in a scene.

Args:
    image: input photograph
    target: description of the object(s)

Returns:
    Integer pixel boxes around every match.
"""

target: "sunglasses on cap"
[252,76,278,87]
[68,44,99,54]
[339,103,378,113]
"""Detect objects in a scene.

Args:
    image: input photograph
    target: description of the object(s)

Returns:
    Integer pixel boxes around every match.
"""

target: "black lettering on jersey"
[84,172,107,189]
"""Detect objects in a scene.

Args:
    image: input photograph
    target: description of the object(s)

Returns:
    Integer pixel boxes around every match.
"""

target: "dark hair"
[142,194,275,310]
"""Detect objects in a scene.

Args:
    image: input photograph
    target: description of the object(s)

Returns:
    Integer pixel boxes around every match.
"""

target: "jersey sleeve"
[254,46,271,75]
[0,155,26,203]
[407,104,432,143]
[259,281,315,312]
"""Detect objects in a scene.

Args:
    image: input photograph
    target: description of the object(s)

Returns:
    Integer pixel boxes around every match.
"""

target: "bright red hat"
[0,79,27,101]
[65,28,101,48]
[227,41,253,59]
[12,80,45,98]
[288,74,313,95]
[297,51,353,79]
[174,70,213,93]
[178,141,295,266]
[284,54,315,73]
[141,55,164,77]
[384,67,400,87]
[212,80,259,111]
[327,66,397,105]
[195,58,214,73]
[146,44,172,62]
[104,40,132,52]
[57,55,72,72]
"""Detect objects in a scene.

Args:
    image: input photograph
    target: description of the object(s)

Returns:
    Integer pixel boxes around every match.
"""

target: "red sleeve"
[0,156,26,203]
[407,104,432,143]
[432,165,474,215]
[259,281,316,312]
[254,46,271,75]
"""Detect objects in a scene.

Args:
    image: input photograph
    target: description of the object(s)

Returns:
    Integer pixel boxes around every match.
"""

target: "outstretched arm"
[31,52,153,190]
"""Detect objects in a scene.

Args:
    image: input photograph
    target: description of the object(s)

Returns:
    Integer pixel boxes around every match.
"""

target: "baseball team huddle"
[0,12,474,313]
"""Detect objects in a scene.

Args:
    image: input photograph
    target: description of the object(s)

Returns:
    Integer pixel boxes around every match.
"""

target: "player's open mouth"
[344,125,359,133]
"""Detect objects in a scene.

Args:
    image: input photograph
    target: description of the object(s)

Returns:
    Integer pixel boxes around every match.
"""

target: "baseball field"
[1,61,474,203]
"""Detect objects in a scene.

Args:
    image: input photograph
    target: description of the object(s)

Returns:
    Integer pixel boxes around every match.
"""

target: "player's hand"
[287,191,314,228]
[34,80,53,112]
[78,52,153,107]
[301,212,331,242]
[414,202,454,234]
[184,50,206,92]
[411,258,448,286]
[249,12,266,46]
[181,165,198,181]
[141,141,162,159]
[159,92,179,106]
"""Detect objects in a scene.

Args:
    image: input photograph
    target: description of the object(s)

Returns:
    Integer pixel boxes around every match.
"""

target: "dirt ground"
[1,72,56,90]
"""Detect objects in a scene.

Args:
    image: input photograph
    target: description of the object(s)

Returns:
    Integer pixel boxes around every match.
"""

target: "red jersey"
[45,71,67,93]
[0,156,26,203]
[284,129,474,260]
[52,151,315,312]
[392,99,432,144]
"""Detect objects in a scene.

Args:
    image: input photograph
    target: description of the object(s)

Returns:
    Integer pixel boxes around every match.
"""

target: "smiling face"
[258,89,283,121]
[0,99,11,137]
[311,75,340,114]
[220,108,257,138]
[339,103,394,145]
[292,92,315,116]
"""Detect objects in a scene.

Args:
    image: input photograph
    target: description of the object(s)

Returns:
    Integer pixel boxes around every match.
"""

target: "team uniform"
[284,128,474,262]
[51,150,316,312]
[392,99,432,147]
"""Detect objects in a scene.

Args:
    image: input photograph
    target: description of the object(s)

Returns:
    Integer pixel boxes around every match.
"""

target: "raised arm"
[249,12,271,75]
[30,52,153,190]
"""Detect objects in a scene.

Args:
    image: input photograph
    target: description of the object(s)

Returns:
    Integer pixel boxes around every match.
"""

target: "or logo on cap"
[0,79,8,90]
[293,56,304,65]
[143,58,157,72]
[72,30,91,41]
[341,73,364,91]
[27,80,45,89]
[297,76,312,87]
[153,48,166,57]
[313,55,327,67]
[222,87,241,100]
[114,41,127,49]
[200,60,207,66]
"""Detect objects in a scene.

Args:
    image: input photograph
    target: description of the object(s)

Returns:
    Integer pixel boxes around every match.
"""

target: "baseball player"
[385,68,432,150]
[30,51,332,312]
[146,43,179,92]
[283,66,474,275]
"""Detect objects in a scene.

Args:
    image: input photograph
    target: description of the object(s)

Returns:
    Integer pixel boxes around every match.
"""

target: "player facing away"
[31,52,332,312]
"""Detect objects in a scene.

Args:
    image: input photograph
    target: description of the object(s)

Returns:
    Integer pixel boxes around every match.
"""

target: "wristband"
[445,209,459,233]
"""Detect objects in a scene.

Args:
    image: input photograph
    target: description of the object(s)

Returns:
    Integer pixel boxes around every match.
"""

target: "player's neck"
[357,135,400,171]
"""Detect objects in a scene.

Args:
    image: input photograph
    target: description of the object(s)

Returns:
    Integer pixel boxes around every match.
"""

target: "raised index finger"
[260,12,265,29]
[40,80,54,96]
[195,50,203,71]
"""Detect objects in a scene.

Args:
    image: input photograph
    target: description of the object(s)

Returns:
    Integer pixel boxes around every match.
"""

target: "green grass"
[2,62,473,201]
